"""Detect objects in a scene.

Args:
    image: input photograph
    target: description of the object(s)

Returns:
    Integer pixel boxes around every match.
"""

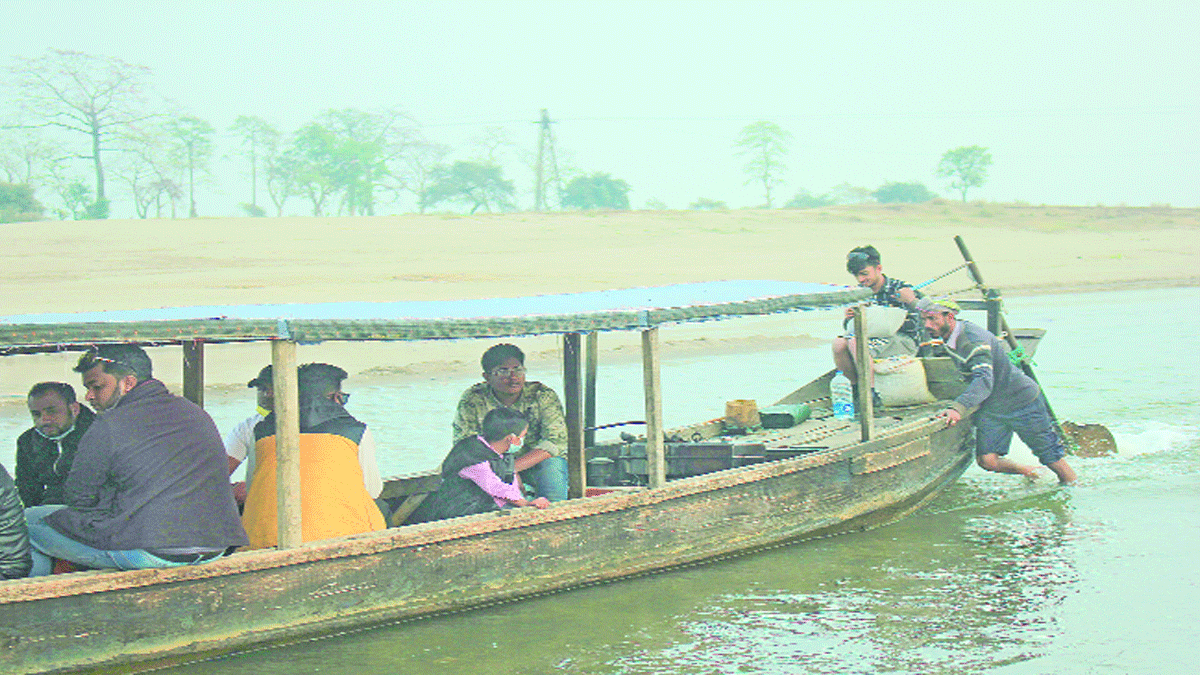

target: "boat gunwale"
[0,408,949,605]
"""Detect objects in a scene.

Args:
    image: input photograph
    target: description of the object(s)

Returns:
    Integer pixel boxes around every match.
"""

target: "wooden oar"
[953,235,1117,457]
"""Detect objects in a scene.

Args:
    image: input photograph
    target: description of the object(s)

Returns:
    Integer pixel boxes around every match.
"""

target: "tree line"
[1,49,991,223]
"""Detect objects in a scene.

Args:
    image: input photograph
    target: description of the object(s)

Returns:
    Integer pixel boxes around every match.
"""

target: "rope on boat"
[1006,344,1035,367]
[914,263,971,290]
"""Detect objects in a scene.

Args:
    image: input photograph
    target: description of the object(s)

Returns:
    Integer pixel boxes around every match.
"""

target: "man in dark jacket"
[24,344,248,576]
[0,463,32,579]
[16,382,95,507]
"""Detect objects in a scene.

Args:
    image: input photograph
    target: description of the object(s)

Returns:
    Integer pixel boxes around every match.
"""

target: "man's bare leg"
[977,453,1039,479]
[832,337,858,381]
[1045,458,1077,485]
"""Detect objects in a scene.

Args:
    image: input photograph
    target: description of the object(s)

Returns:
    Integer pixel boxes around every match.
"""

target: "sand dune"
[1,202,1195,395]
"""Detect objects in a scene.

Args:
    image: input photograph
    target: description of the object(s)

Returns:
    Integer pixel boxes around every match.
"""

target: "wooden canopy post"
[641,324,666,488]
[563,332,586,499]
[584,332,598,449]
[271,339,303,549]
[853,306,874,441]
[181,340,204,406]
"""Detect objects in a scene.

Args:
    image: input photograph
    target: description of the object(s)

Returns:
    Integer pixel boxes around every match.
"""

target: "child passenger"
[407,408,550,524]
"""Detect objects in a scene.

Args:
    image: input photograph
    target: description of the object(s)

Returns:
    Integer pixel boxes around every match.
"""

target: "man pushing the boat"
[918,298,1077,484]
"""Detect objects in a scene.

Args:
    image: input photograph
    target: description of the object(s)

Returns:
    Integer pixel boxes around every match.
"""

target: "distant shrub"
[83,198,110,220]
[784,189,836,209]
[872,181,938,204]
[240,203,267,217]
[0,183,44,223]
[688,197,728,210]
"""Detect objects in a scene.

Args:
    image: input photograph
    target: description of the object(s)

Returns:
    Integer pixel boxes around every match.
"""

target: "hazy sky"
[3,0,1197,215]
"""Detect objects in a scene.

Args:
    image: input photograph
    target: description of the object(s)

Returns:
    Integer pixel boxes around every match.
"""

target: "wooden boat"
[0,281,1022,674]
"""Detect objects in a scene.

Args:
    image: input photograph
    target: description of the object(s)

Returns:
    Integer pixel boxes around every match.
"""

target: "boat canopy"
[0,281,868,353]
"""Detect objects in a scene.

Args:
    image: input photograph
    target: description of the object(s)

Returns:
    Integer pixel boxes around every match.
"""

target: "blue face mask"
[509,435,524,452]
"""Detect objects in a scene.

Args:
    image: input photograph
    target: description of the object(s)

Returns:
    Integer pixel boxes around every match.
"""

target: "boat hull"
[0,417,969,674]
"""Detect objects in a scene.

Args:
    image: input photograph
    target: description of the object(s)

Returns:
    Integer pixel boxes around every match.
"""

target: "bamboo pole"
[954,235,1056,413]
[853,306,874,441]
[181,340,204,407]
[271,339,302,549]
[641,326,666,488]
[563,332,586,499]
[584,332,598,449]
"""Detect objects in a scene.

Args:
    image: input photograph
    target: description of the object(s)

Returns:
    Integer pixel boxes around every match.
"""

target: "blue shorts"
[974,395,1066,466]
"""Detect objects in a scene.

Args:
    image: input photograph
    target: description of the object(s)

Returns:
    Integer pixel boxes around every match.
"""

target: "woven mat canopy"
[0,281,869,354]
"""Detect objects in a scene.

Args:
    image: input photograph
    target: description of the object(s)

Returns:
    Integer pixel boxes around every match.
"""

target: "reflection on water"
[4,287,1199,674]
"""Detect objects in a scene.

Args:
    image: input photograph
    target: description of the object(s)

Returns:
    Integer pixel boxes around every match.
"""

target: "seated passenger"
[452,343,569,501]
[0,463,32,579]
[224,365,274,507]
[241,363,385,549]
[409,408,550,524]
[25,345,247,575]
[831,245,924,385]
[16,382,95,507]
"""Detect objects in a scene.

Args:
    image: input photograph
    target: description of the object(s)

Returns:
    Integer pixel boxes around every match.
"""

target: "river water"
[5,286,1199,674]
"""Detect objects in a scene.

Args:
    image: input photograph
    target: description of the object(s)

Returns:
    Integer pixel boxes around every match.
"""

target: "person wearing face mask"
[15,382,95,507]
[409,408,550,524]
[24,344,247,575]
[452,343,569,502]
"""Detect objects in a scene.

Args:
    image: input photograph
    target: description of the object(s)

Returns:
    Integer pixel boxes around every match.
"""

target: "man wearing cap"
[224,365,274,506]
[832,244,924,384]
[15,382,96,507]
[918,297,1077,484]
[23,344,248,575]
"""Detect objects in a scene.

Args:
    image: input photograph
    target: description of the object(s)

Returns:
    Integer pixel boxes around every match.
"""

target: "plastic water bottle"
[831,371,855,420]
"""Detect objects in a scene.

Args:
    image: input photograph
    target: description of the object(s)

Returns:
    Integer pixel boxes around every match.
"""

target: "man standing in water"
[452,343,569,501]
[919,297,1077,484]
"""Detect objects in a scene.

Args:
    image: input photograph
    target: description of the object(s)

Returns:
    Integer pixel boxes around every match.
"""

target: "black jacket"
[406,436,516,524]
[15,406,96,507]
[0,464,32,579]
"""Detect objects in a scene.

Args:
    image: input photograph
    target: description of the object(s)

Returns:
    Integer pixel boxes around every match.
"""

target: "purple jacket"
[46,379,248,552]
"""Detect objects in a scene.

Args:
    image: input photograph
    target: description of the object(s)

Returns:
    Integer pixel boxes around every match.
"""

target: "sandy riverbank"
[1,201,1196,396]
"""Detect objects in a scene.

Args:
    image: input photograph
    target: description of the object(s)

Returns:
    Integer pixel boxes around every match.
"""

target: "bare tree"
[9,49,156,215]
[0,130,61,186]
[165,115,213,217]
[395,137,449,213]
[115,124,179,218]
[229,115,279,215]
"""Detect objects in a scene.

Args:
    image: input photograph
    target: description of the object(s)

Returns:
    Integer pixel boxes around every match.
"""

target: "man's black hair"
[27,381,77,404]
[481,343,525,373]
[73,344,153,381]
[846,245,882,274]
[297,363,348,401]
[247,365,273,389]
[480,407,528,442]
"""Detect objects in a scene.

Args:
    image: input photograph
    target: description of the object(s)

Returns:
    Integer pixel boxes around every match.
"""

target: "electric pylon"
[533,109,562,211]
